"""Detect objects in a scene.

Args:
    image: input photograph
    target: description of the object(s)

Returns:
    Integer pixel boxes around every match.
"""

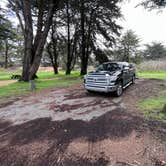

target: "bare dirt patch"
[0,79,166,166]
[0,80,17,87]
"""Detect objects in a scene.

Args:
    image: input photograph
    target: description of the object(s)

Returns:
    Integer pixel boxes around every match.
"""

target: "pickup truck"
[84,62,136,96]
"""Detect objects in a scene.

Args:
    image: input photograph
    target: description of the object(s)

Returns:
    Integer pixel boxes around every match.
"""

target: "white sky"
[120,0,166,46]
[1,0,166,46]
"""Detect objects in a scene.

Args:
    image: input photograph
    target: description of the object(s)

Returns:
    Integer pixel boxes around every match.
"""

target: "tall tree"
[45,0,122,75]
[79,0,122,75]
[143,42,166,59]
[8,0,60,81]
[0,10,16,68]
[116,30,140,62]
[46,23,59,74]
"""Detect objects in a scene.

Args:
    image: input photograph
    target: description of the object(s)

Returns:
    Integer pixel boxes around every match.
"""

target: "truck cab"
[84,62,136,96]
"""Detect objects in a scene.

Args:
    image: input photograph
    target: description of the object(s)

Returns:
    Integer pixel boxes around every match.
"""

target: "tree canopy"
[143,42,166,59]
[114,30,140,62]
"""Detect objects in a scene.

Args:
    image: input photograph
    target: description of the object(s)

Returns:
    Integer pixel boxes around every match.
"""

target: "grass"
[137,71,166,80]
[0,70,81,81]
[0,73,15,81]
[138,91,166,123]
[0,71,82,98]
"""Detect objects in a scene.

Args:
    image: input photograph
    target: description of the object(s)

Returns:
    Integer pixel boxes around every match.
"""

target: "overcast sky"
[1,0,166,46]
[120,0,166,46]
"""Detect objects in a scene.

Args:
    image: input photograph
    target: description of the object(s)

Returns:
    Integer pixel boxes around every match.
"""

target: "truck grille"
[86,74,107,85]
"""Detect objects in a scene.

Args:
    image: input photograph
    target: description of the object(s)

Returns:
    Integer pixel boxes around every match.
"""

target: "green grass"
[0,71,82,98]
[0,70,166,99]
[0,70,81,81]
[0,73,14,81]
[138,91,166,123]
[137,71,166,80]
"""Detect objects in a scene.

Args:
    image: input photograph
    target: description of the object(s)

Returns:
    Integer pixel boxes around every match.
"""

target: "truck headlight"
[110,76,117,81]
[106,75,117,85]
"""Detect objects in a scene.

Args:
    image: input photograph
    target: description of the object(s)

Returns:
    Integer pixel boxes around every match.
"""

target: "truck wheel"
[132,75,135,84]
[87,90,93,93]
[115,82,123,97]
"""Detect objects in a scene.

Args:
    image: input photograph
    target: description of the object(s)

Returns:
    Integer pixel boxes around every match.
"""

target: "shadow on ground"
[0,109,165,166]
[0,109,146,166]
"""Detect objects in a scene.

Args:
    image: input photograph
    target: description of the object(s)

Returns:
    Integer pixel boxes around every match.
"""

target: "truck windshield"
[97,63,121,72]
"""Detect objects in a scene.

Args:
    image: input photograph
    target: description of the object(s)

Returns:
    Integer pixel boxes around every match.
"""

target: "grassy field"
[137,71,166,80]
[0,71,82,98]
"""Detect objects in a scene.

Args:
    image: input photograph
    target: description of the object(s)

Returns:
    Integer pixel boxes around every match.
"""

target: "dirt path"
[0,79,166,166]
[0,80,17,86]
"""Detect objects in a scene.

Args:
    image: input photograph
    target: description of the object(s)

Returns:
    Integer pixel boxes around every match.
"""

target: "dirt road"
[0,80,17,86]
[0,79,166,166]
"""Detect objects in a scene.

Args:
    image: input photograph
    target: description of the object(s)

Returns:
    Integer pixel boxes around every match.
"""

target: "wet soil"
[0,79,166,166]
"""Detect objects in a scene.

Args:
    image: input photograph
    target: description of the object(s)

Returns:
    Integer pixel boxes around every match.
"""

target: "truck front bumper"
[85,84,117,93]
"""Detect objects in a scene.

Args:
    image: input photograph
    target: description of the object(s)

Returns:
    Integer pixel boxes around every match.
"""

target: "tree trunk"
[83,9,94,74]
[21,0,33,81]
[29,2,56,80]
[4,40,9,69]
[21,0,57,81]
[52,43,59,74]
[70,26,78,70]
[47,42,59,75]
[80,0,87,75]
[53,65,58,74]
[66,0,71,75]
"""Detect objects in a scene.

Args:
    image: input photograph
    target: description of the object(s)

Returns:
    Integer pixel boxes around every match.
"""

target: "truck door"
[123,65,130,85]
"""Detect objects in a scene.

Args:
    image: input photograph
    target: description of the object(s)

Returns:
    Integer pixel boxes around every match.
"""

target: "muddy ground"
[0,79,166,166]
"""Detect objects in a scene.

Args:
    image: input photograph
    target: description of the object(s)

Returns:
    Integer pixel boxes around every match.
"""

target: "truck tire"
[87,90,93,93]
[115,82,123,97]
[132,75,135,84]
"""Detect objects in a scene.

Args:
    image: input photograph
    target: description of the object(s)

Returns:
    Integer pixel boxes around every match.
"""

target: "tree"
[143,42,166,59]
[7,0,60,81]
[140,0,166,9]
[44,0,122,75]
[115,30,140,62]
[78,0,122,75]
[46,23,59,74]
[64,0,79,75]
[0,9,17,68]
[94,48,109,64]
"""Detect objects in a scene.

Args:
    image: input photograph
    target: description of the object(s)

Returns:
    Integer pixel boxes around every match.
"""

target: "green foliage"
[143,42,166,60]
[0,13,16,41]
[114,30,141,62]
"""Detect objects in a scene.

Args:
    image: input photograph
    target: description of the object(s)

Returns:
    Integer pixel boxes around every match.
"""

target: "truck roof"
[103,62,129,65]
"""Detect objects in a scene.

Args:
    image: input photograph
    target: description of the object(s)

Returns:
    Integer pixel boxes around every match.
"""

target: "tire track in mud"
[0,79,166,166]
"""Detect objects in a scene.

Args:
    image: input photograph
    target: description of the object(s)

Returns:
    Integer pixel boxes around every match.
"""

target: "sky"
[120,0,166,46]
[1,0,166,46]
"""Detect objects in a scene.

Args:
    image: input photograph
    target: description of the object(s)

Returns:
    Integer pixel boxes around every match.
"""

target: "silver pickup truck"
[84,62,136,96]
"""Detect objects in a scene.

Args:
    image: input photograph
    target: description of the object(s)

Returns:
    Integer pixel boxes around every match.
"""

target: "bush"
[136,58,166,71]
